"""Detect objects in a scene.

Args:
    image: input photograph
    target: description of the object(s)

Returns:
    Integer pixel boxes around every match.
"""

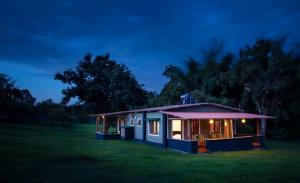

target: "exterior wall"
[120,127,125,137]
[167,139,198,153]
[126,113,133,126]
[96,133,120,140]
[146,112,163,144]
[133,113,143,140]
[206,136,253,152]
[120,113,144,140]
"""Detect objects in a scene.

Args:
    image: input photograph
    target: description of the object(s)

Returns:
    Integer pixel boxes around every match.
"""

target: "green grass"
[0,123,300,183]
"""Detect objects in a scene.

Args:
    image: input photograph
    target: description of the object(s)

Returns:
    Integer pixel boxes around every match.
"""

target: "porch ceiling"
[160,111,274,120]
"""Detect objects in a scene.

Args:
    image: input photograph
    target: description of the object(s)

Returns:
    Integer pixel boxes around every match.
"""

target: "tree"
[233,40,299,136]
[55,53,148,113]
[157,45,237,107]
[0,74,36,122]
[156,38,300,138]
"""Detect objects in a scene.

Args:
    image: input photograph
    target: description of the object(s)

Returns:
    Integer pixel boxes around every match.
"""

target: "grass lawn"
[0,123,300,183]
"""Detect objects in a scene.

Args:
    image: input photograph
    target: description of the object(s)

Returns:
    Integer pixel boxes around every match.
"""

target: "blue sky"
[1,0,300,102]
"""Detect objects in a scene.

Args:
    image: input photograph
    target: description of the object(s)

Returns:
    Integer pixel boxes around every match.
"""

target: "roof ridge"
[90,102,242,116]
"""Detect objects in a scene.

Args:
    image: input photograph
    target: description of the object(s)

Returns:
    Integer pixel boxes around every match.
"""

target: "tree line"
[0,74,88,126]
[151,39,300,139]
[0,39,299,138]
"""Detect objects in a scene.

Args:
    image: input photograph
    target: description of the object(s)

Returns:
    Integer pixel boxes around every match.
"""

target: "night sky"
[1,0,300,102]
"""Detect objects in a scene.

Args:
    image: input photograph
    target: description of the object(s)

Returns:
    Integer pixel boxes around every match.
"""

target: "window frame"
[168,119,182,139]
[137,118,142,127]
[148,119,160,136]
[130,114,134,126]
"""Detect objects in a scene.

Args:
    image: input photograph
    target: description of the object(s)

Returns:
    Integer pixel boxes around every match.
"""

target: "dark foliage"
[55,53,149,113]
[35,99,73,126]
[0,74,36,122]
[153,39,300,138]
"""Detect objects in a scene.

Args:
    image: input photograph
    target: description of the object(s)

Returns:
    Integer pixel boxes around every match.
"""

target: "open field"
[0,123,300,183]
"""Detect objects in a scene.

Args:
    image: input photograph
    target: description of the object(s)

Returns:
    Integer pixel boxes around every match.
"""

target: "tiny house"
[91,103,273,153]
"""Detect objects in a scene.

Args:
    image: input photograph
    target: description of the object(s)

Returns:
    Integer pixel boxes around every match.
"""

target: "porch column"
[162,114,167,147]
[187,119,191,140]
[103,116,108,134]
[198,119,201,137]
[256,119,260,135]
[181,120,183,140]
[233,120,237,136]
[96,116,99,132]
[260,119,266,137]
[230,119,234,138]
[116,119,120,134]
[142,112,146,141]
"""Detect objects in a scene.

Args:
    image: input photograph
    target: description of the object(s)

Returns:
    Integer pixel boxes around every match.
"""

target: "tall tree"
[0,74,36,122]
[55,53,148,113]
[158,45,237,106]
[156,38,300,138]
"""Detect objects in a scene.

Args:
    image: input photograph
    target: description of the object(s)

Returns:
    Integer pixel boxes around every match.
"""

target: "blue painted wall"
[167,139,198,153]
[206,137,253,152]
[96,133,120,140]
[133,113,143,140]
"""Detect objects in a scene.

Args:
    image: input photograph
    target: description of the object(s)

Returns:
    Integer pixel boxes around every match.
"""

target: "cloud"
[0,0,300,101]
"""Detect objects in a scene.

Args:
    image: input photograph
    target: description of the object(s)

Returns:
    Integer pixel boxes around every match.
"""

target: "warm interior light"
[241,118,246,123]
[209,119,214,124]
[224,121,228,126]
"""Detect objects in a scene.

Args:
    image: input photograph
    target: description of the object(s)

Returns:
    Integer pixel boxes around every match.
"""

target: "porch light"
[209,119,214,124]
[224,121,228,126]
[241,118,246,123]
[101,115,105,119]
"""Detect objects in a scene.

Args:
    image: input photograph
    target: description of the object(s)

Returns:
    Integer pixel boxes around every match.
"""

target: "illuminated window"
[169,120,182,139]
[148,120,159,135]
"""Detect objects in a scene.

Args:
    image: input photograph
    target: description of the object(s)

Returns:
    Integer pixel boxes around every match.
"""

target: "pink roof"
[160,111,274,119]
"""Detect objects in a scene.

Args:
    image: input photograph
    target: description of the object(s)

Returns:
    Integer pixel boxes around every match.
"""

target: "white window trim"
[148,120,160,136]
[169,119,182,140]
[130,119,134,126]
[129,114,134,126]
[148,133,159,136]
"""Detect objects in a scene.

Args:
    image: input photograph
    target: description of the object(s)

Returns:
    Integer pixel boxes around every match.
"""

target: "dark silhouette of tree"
[55,53,148,113]
[35,99,73,126]
[154,39,300,138]
[157,43,237,106]
[235,40,300,138]
[0,74,36,122]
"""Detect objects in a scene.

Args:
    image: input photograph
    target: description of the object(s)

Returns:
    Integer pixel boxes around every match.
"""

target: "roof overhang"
[160,111,274,119]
